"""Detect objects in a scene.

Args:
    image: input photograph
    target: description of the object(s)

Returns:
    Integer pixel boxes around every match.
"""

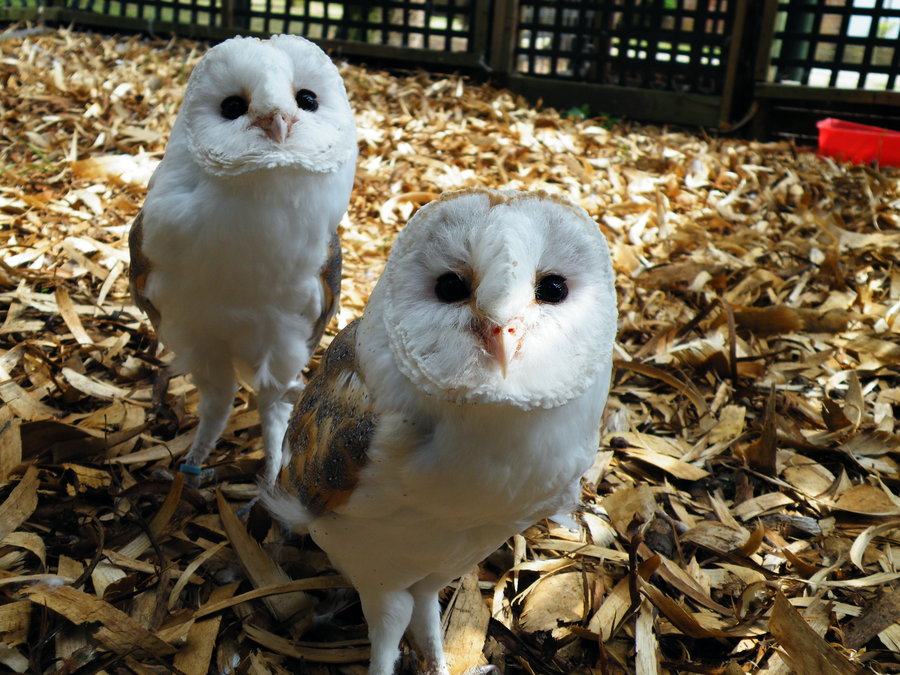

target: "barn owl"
[264,189,618,674]
[129,35,357,486]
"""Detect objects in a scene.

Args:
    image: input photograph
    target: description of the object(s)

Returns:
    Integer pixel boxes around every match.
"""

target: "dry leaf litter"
[1,25,899,675]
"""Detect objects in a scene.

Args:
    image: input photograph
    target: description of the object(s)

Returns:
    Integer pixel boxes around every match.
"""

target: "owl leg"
[359,587,414,675]
[408,585,449,675]
[182,365,238,486]
[257,385,294,486]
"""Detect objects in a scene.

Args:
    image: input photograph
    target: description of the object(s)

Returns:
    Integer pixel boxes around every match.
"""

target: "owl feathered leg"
[409,590,448,675]
[257,383,298,486]
[181,360,238,486]
[359,587,414,675]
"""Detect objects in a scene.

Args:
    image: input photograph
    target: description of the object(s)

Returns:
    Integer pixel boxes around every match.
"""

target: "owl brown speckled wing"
[307,230,342,354]
[282,318,376,516]
[127,211,161,330]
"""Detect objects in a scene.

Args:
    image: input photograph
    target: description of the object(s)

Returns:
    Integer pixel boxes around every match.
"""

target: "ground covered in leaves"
[1,24,900,675]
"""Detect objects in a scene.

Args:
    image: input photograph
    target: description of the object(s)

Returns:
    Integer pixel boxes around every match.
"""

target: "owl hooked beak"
[477,319,523,378]
[252,112,297,143]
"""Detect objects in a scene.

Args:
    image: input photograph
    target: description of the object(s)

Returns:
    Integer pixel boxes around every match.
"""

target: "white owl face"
[382,189,618,410]
[178,35,356,176]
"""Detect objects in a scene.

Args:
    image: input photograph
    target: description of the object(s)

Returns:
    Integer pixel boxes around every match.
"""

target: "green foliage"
[565,104,590,121]
[564,104,620,130]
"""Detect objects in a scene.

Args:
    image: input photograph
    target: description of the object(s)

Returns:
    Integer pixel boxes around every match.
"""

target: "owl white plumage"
[129,35,357,485]
[264,189,617,674]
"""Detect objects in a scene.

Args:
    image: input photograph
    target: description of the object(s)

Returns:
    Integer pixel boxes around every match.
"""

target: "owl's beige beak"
[252,112,296,144]
[478,320,521,378]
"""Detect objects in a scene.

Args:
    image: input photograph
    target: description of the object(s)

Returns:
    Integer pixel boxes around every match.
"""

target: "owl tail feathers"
[259,485,314,535]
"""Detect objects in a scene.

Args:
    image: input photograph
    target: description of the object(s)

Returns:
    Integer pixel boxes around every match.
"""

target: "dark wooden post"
[222,0,251,29]
[488,0,518,81]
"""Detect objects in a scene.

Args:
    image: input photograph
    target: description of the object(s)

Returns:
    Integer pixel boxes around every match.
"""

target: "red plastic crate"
[817,118,900,167]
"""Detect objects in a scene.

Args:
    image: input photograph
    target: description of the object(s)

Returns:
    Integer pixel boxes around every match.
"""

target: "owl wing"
[307,230,342,355]
[283,318,377,516]
[127,211,161,330]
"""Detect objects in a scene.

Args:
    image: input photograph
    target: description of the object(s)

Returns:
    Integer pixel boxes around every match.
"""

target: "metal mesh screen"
[767,0,900,91]
[243,0,475,49]
[56,0,476,51]
[515,0,735,95]
[67,0,220,26]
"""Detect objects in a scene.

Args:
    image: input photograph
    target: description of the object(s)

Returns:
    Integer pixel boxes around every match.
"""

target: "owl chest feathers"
[145,168,335,307]
[344,384,602,529]
[138,159,348,375]
[311,393,601,588]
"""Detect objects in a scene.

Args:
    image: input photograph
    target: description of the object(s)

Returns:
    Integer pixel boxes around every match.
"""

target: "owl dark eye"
[220,95,248,120]
[296,89,318,112]
[535,274,568,304]
[435,272,470,303]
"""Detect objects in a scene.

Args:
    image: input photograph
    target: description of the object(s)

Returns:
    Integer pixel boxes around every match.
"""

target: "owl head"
[381,189,618,410]
[176,34,356,177]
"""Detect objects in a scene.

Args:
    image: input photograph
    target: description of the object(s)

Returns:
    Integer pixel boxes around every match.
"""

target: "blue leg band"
[179,463,203,476]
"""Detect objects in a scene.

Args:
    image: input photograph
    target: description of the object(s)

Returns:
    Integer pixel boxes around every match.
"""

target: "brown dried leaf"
[71,153,159,187]
[840,430,900,456]
[243,623,370,663]
[0,409,22,482]
[769,592,864,675]
[736,522,766,557]
[0,466,39,541]
[215,490,313,623]
[781,547,821,578]
[741,384,777,475]
[54,286,94,345]
[173,582,239,675]
[844,590,900,650]
[61,367,130,401]
[732,306,804,335]
[519,571,587,637]
[614,360,709,417]
[849,520,900,571]
[621,446,709,481]
[642,582,748,639]
[833,484,900,516]
[24,583,176,657]
[681,521,750,553]
[443,572,490,673]
[603,484,656,539]
[587,573,633,641]
[0,600,30,646]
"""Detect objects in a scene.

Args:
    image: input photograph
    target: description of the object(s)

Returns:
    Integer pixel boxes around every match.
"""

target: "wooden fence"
[3,0,900,142]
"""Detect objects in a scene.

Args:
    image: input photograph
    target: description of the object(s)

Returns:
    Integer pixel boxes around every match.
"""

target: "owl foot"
[422,666,497,675]
[178,463,216,488]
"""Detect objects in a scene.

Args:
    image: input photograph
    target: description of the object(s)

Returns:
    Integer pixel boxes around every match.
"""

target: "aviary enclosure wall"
[3,0,900,143]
